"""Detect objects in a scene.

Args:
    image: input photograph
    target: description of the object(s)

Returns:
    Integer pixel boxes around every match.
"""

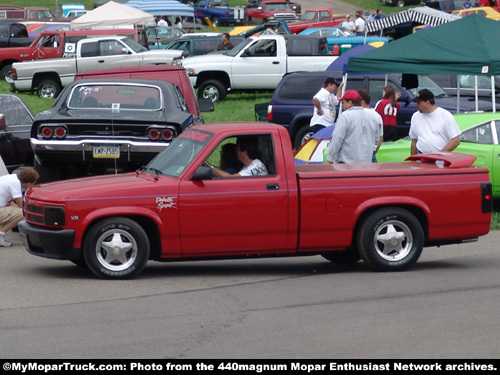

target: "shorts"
[0,205,23,227]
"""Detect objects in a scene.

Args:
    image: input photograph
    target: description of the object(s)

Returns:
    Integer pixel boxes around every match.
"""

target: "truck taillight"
[267,104,272,121]
[481,182,493,213]
[11,68,17,80]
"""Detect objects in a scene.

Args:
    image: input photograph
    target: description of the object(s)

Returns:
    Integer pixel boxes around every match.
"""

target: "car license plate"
[93,145,120,159]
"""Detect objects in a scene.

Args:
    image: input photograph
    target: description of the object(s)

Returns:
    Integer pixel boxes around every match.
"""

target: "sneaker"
[0,234,11,247]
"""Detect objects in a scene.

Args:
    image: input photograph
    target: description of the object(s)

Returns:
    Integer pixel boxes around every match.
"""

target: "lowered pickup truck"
[11,36,182,98]
[181,34,337,102]
[19,123,492,279]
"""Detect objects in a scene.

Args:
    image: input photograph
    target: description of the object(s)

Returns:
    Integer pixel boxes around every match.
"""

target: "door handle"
[98,60,105,63]
[267,183,279,190]
[272,61,279,64]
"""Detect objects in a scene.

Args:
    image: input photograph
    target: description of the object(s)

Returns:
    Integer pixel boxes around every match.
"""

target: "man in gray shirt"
[327,90,380,164]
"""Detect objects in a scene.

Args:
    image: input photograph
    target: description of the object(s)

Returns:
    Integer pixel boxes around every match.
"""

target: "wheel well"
[195,71,230,90]
[32,73,61,90]
[290,118,312,140]
[0,60,18,70]
[82,215,162,261]
[351,205,429,246]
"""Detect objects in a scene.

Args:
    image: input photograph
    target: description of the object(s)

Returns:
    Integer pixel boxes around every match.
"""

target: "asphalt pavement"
[294,0,364,16]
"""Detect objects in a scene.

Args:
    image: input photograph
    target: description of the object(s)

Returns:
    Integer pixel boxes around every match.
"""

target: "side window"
[80,42,98,57]
[345,78,365,95]
[99,40,124,56]
[460,122,493,144]
[367,79,401,102]
[248,40,276,56]
[206,134,276,177]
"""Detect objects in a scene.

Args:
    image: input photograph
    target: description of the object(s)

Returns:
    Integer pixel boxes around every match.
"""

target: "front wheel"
[37,79,61,99]
[397,0,406,7]
[198,79,226,103]
[357,208,424,271]
[0,64,14,84]
[84,217,150,279]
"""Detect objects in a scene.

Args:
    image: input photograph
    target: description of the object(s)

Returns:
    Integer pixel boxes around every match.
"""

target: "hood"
[142,49,183,58]
[28,172,178,202]
[182,53,233,66]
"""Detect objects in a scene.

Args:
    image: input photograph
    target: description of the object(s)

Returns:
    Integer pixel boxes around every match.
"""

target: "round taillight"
[41,127,53,138]
[54,127,67,138]
[148,128,160,140]
[161,129,173,140]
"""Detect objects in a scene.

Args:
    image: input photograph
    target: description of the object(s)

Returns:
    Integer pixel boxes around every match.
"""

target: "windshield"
[121,37,148,53]
[410,75,448,97]
[225,38,254,57]
[147,129,214,177]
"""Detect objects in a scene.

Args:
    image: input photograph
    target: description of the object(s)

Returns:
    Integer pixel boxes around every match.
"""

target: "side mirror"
[198,98,214,112]
[191,166,213,180]
[0,114,6,130]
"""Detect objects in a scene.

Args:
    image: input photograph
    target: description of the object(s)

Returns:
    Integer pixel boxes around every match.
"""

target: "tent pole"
[339,72,348,116]
[456,75,460,114]
[474,76,479,112]
[492,76,496,113]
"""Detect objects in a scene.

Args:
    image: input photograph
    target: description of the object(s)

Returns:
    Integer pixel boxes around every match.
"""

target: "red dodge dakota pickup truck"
[19,123,493,279]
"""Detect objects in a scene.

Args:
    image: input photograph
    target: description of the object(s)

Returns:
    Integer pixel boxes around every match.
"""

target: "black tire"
[198,79,226,103]
[0,64,14,84]
[211,16,220,27]
[83,217,150,279]
[37,79,61,99]
[397,0,406,7]
[357,207,424,272]
[322,247,361,264]
[34,158,62,183]
[294,126,314,150]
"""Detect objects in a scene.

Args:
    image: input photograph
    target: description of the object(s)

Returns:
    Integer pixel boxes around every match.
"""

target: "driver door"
[177,134,291,256]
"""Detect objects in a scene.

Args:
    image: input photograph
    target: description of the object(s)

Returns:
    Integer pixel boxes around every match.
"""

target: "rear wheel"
[357,207,424,271]
[397,0,406,7]
[84,217,150,279]
[37,79,61,99]
[294,126,314,150]
[211,16,220,27]
[198,79,226,103]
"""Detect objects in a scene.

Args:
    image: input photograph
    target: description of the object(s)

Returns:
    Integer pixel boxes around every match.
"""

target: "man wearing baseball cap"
[326,90,380,164]
[310,77,343,134]
[409,89,461,155]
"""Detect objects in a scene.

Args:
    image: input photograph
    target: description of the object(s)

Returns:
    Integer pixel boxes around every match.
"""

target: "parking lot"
[2,230,500,358]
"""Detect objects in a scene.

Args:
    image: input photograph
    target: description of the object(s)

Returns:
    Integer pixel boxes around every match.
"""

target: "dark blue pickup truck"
[266,71,500,149]
[193,0,246,26]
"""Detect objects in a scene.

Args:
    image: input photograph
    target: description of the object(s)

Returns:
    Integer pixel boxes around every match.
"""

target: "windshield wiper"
[136,166,164,180]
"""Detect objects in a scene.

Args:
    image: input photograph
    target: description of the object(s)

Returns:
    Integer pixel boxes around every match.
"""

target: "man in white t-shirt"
[409,89,461,155]
[211,137,268,177]
[354,11,366,36]
[342,15,355,33]
[310,77,342,134]
[0,167,39,247]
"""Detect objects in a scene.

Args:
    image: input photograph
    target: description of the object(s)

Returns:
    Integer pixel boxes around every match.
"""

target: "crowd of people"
[341,9,383,35]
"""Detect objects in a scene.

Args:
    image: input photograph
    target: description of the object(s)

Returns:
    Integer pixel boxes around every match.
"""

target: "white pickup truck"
[12,36,182,98]
[180,34,337,102]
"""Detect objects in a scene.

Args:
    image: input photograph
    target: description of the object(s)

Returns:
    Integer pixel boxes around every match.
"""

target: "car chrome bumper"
[31,138,169,160]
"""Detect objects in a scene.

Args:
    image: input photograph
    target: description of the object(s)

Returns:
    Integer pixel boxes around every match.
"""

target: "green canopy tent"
[347,14,500,112]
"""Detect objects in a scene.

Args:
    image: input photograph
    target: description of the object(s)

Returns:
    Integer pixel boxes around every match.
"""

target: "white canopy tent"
[70,1,155,28]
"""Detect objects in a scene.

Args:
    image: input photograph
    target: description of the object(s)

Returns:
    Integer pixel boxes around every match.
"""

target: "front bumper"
[19,220,80,261]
